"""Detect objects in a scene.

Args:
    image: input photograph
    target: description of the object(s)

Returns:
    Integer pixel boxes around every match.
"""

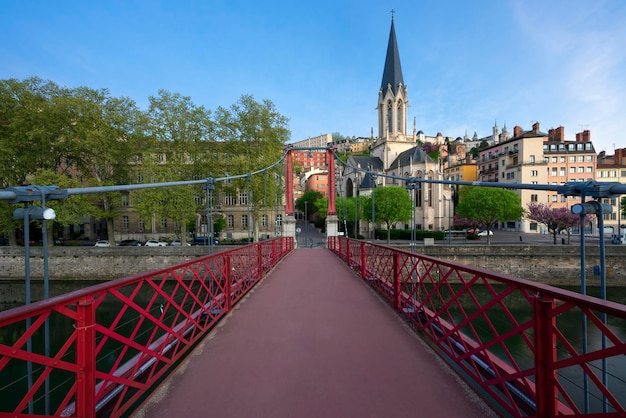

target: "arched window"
[346,178,354,198]
[427,173,434,207]
[387,100,393,133]
[415,171,423,207]
[397,101,403,133]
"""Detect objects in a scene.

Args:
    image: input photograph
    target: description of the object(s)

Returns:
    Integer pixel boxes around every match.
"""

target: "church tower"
[372,14,413,168]
[377,14,408,141]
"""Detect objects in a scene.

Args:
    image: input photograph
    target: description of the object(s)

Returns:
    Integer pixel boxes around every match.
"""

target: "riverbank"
[1,243,625,287]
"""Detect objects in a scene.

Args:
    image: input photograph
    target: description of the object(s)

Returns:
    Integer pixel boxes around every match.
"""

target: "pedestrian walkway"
[135,248,495,417]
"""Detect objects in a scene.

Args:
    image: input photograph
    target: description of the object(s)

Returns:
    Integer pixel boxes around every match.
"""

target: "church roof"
[380,17,404,96]
[350,155,384,172]
[347,155,384,190]
[389,146,434,169]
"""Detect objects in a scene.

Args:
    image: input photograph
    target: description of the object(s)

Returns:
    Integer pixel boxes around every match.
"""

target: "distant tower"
[377,14,408,140]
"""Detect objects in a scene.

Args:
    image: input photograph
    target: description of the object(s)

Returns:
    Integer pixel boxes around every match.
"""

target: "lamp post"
[304,200,308,247]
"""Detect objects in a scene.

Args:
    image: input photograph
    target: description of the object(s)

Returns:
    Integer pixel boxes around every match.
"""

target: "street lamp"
[304,201,308,247]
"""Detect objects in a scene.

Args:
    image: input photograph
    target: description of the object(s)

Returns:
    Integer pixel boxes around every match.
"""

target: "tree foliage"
[456,187,524,244]
[363,186,412,243]
[295,190,324,218]
[526,202,586,244]
[0,77,292,245]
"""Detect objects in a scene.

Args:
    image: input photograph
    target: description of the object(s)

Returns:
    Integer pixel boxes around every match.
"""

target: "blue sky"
[2,0,625,153]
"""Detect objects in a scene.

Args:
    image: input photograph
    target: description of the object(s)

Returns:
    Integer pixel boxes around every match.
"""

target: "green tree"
[0,77,66,187]
[295,190,324,218]
[29,170,103,245]
[363,186,412,243]
[58,86,144,245]
[134,90,215,241]
[456,186,524,244]
[214,95,290,242]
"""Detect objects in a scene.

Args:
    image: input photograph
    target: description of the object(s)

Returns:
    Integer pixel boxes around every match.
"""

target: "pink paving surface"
[136,248,495,418]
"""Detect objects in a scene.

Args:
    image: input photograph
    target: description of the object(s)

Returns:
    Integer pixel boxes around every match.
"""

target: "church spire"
[380,14,404,96]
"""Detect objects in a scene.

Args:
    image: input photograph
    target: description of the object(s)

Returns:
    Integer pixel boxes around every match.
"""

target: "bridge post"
[534,294,557,417]
[325,145,339,242]
[283,146,297,246]
[76,295,96,417]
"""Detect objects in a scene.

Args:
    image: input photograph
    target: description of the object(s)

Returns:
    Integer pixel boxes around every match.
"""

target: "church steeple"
[377,13,408,141]
[380,14,404,96]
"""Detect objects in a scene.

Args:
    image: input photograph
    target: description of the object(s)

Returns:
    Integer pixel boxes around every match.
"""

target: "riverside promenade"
[135,248,495,417]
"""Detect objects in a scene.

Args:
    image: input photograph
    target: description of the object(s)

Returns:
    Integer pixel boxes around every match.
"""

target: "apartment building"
[597,148,626,235]
[477,122,598,233]
[543,127,595,211]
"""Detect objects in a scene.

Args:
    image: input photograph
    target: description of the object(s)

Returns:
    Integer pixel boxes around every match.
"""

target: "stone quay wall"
[0,245,624,286]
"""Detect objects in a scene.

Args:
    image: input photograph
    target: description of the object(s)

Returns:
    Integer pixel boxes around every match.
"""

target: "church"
[342,16,453,232]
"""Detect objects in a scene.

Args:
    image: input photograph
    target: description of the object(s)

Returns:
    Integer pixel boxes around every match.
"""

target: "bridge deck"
[136,248,494,417]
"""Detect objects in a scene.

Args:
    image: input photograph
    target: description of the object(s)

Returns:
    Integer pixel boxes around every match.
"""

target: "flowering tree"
[421,141,440,160]
[526,202,586,244]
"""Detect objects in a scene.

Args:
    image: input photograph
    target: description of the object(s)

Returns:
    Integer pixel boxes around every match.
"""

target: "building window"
[276,214,282,227]
[136,173,144,184]
[241,215,248,229]
[262,214,268,227]
[160,218,167,228]
[239,192,248,205]
[121,194,129,206]
[194,195,203,206]
[529,155,535,163]
[578,156,584,162]
[586,167,593,173]
[225,193,237,206]
[560,156,565,163]
[551,195,558,202]
[570,156,576,163]
[531,194,538,202]
[227,215,234,228]
[531,170,538,176]
[560,168,566,176]
[122,216,129,229]
[551,157,558,163]
[569,167,575,173]
[138,219,145,230]
[551,168,558,176]
[587,155,594,162]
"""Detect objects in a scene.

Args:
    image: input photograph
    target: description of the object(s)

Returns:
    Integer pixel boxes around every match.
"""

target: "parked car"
[464,227,481,235]
[170,239,191,246]
[94,240,110,247]
[477,230,493,237]
[118,239,143,246]
[145,239,168,247]
[191,237,220,246]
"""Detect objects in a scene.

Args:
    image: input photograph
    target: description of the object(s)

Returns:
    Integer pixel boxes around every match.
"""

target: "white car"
[145,240,168,247]
[477,230,493,236]
[94,240,110,247]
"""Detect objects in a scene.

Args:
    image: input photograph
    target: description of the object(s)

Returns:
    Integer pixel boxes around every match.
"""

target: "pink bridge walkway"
[136,248,495,417]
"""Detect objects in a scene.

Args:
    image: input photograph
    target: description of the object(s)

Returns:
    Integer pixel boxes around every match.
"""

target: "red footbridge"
[1,237,626,417]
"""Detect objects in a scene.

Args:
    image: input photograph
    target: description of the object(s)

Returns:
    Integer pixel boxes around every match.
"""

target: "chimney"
[532,122,540,133]
[555,126,565,142]
[513,125,522,137]
[576,130,591,142]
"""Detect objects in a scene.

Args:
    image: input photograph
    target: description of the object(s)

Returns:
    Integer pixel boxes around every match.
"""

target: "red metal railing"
[0,237,293,417]
[329,237,626,417]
